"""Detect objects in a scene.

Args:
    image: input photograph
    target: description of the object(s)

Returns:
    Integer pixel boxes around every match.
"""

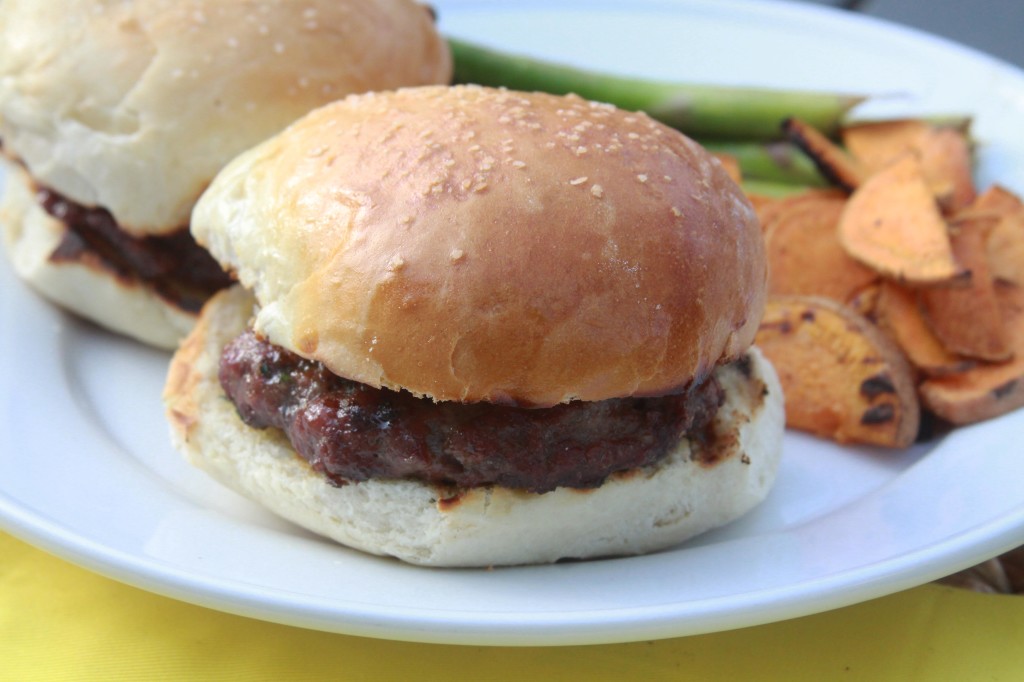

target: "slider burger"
[0,0,451,348]
[164,85,785,566]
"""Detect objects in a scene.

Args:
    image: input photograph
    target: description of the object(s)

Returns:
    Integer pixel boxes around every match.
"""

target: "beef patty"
[219,329,725,493]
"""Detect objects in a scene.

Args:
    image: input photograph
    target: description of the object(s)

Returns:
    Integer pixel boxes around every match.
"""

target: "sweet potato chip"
[920,126,977,210]
[753,187,847,233]
[764,191,879,303]
[988,212,1024,286]
[874,281,975,377]
[838,154,965,284]
[972,184,1023,215]
[755,295,920,448]
[919,283,1024,424]
[919,214,1011,361]
[971,186,1024,286]
[847,281,882,319]
[842,119,976,211]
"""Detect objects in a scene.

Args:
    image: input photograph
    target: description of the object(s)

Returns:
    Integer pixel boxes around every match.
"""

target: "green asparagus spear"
[448,37,864,141]
[740,179,815,198]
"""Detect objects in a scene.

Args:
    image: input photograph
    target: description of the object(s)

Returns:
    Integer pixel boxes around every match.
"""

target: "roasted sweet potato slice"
[753,187,847,232]
[874,281,975,377]
[782,117,867,192]
[755,295,920,448]
[847,281,882,319]
[842,118,976,211]
[988,211,1024,286]
[972,184,1024,214]
[838,154,965,284]
[920,283,1024,424]
[764,191,879,303]
[919,214,1012,361]
[971,186,1024,286]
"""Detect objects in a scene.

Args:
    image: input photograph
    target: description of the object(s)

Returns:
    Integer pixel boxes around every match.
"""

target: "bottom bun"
[165,285,785,567]
[0,161,196,349]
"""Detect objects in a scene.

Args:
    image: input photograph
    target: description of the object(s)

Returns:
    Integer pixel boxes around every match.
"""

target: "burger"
[164,85,785,566]
[0,0,451,348]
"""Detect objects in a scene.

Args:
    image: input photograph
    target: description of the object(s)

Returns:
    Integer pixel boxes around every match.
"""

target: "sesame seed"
[569,176,588,186]
[636,174,648,183]
[591,184,604,198]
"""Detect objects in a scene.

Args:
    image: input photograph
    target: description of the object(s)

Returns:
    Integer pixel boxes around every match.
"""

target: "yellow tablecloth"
[4,531,1024,681]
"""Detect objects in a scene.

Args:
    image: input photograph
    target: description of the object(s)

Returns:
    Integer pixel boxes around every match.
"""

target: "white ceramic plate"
[2,0,1024,647]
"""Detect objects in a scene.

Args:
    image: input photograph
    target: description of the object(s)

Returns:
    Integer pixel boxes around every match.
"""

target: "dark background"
[804,0,1024,69]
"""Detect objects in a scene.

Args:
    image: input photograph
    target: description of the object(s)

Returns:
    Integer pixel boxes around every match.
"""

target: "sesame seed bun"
[192,85,766,405]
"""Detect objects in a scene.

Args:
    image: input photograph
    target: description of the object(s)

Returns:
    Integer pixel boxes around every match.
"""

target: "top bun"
[192,85,766,406]
[0,0,451,235]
